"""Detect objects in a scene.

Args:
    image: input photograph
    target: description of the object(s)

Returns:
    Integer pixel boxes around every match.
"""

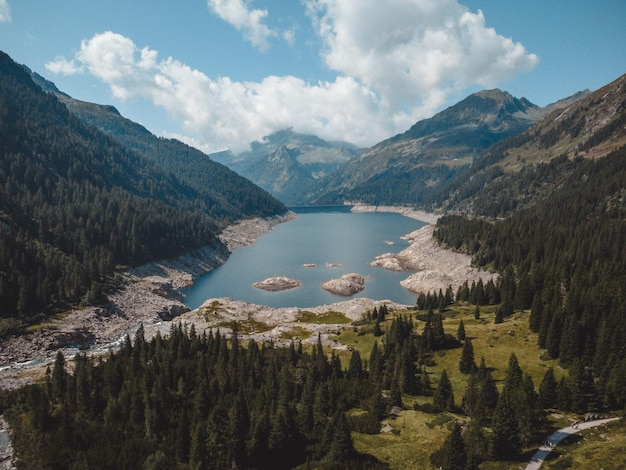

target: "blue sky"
[1,0,624,154]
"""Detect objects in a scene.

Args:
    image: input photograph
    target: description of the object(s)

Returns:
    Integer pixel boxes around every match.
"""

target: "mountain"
[309,89,581,206]
[429,73,626,408]
[0,51,285,322]
[210,129,362,205]
[29,69,286,223]
[432,73,626,217]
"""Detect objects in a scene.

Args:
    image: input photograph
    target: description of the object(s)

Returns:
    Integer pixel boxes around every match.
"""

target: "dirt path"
[525,417,621,469]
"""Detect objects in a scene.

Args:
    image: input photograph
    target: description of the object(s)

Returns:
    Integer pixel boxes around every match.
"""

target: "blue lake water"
[183,211,426,309]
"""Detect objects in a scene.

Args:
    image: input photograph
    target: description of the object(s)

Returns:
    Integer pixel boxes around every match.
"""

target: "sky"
[1,0,625,154]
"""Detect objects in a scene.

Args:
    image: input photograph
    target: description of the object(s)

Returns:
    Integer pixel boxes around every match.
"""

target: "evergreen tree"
[494,308,503,324]
[433,369,455,411]
[456,319,466,341]
[459,337,476,374]
[539,367,558,409]
[439,423,467,470]
[324,412,355,463]
[490,388,520,460]
[347,349,364,379]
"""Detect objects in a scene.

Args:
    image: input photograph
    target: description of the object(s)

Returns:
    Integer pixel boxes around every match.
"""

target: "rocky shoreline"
[0,206,495,390]
[0,214,294,389]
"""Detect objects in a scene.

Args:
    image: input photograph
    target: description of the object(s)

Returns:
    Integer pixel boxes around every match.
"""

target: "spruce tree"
[433,369,455,411]
[539,367,558,409]
[325,412,354,463]
[490,388,520,460]
[440,423,466,470]
[457,319,466,341]
[459,337,476,374]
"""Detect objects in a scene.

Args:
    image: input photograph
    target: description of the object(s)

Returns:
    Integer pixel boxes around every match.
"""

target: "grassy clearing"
[24,311,72,333]
[197,300,225,320]
[280,326,313,341]
[353,410,458,468]
[296,310,351,324]
[431,304,564,401]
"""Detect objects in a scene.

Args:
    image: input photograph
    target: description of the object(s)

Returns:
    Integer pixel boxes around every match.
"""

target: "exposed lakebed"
[183,211,426,308]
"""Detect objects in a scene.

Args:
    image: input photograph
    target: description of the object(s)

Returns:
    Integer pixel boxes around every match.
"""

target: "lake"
[183,210,426,309]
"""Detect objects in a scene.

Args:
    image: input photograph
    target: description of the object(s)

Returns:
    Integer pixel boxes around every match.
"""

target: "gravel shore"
[0,207,494,389]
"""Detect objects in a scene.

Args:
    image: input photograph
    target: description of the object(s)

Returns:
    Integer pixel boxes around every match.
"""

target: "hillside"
[29,70,286,222]
[0,51,285,323]
[309,89,564,206]
[432,73,626,217]
[212,129,362,204]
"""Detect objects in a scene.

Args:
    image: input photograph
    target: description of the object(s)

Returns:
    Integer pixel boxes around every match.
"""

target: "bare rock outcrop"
[321,273,365,296]
[253,276,301,291]
[370,224,497,294]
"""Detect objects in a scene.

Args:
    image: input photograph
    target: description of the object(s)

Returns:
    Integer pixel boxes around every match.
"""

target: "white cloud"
[0,0,11,22]
[46,1,538,154]
[45,57,84,76]
[46,31,392,153]
[207,0,278,51]
[305,0,538,119]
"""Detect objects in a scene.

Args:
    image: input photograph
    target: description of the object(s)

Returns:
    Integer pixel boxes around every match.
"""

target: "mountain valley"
[1,48,625,469]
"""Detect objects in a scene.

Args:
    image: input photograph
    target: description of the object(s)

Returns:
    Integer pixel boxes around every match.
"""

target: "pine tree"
[433,369,455,411]
[347,349,364,379]
[457,319,466,341]
[490,388,520,460]
[494,308,503,324]
[539,367,558,409]
[440,423,466,470]
[459,337,476,374]
[324,412,354,463]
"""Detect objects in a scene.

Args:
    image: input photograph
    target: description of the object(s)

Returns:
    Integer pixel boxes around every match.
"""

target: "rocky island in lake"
[252,276,301,292]
[321,273,366,296]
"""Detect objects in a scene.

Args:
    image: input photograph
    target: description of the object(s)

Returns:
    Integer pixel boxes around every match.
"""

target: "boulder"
[321,273,366,296]
[253,276,301,292]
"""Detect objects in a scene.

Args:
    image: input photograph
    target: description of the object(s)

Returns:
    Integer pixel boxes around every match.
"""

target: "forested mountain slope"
[0,51,285,324]
[29,70,286,222]
[310,89,564,206]
[429,72,626,405]
[431,73,626,217]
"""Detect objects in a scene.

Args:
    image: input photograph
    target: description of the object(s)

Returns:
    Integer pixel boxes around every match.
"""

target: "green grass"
[280,326,313,341]
[296,310,351,324]
[431,305,564,401]
[352,410,458,468]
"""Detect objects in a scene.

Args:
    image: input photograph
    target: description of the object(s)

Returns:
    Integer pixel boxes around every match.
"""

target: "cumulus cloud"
[46,1,538,153]
[207,0,278,51]
[0,0,11,22]
[306,0,538,121]
[45,57,84,76]
[46,31,389,153]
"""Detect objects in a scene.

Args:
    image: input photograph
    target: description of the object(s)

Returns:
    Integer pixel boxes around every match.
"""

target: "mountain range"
[2,46,624,323]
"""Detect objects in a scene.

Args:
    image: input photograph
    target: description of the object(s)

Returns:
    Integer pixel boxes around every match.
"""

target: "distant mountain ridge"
[211,129,362,205]
[432,73,626,217]
[308,88,574,206]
